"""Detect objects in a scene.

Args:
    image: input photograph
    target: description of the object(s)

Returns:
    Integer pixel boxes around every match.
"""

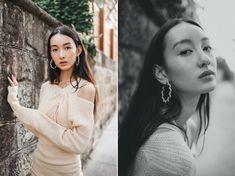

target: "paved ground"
[195,81,235,176]
[83,111,118,176]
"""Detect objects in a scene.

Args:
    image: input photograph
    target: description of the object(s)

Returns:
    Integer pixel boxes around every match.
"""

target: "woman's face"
[163,22,217,96]
[50,34,81,71]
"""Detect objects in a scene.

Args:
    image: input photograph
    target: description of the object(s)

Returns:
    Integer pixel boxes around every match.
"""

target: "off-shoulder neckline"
[43,80,94,105]
[44,79,87,89]
[53,80,80,89]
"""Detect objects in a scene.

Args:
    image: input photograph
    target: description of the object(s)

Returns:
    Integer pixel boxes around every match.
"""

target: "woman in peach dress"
[7,26,98,176]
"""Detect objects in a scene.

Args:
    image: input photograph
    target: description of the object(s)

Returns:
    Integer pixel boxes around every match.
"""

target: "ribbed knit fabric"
[7,80,94,176]
[128,123,196,176]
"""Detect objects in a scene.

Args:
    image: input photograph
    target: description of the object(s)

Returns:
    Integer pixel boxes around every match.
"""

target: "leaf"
[32,0,97,56]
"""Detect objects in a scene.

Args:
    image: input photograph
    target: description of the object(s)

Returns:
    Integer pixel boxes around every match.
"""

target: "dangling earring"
[161,81,172,103]
[75,56,80,66]
[50,60,57,69]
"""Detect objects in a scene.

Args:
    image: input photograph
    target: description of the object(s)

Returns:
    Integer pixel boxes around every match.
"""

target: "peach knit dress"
[7,80,94,176]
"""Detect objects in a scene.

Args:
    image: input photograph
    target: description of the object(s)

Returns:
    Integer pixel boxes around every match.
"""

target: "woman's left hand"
[8,75,18,87]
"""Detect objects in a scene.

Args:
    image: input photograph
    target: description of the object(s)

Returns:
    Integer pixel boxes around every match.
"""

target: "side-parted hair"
[118,18,210,176]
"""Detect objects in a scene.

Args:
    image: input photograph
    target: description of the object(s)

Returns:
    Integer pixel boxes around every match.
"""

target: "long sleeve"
[7,85,94,154]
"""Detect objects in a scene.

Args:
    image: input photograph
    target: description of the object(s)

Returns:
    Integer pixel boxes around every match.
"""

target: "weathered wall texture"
[0,0,54,175]
[90,50,117,152]
[118,0,157,124]
[0,0,117,175]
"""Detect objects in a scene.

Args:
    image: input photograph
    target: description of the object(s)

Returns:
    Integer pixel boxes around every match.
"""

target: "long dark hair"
[47,26,98,113]
[118,19,210,175]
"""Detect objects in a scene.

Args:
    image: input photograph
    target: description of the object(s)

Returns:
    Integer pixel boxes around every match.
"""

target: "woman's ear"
[153,64,169,84]
[76,45,82,56]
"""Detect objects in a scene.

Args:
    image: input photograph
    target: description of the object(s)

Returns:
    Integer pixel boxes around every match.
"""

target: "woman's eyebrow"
[50,42,72,47]
[173,37,210,49]
[63,42,72,46]
[173,39,192,49]
[50,44,58,47]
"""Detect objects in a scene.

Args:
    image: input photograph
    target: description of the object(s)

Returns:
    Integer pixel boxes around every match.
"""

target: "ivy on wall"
[33,0,97,57]
[33,0,93,34]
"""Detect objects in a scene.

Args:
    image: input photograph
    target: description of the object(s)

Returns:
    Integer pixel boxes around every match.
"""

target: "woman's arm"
[7,75,95,154]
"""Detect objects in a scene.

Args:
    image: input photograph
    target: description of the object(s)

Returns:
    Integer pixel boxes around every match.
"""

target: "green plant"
[33,0,93,34]
[33,0,97,57]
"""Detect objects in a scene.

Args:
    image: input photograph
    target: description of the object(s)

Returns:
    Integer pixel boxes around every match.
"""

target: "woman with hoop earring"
[7,26,98,176]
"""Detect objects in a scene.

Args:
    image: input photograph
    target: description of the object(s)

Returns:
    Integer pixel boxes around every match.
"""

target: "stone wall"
[90,50,117,152]
[118,0,157,124]
[0,0,117,175]
[0,0,55,175]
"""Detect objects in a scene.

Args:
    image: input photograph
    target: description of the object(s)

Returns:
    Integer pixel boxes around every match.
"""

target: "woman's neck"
[59,69,73,82]
[174,93,200,129]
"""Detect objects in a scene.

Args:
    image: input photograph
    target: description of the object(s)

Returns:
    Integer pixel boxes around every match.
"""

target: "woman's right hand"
[7,75,18,87]
[7,75,19,104]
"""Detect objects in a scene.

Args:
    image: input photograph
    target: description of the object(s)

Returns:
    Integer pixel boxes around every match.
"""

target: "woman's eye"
[179,49,192,56]
[51,48,58,52]
[65,47,71,50]
[203,46,212,52]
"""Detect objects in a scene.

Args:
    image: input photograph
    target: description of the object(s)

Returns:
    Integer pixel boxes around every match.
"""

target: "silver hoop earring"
[161,81,172,103]
[50,60,57,69]
[75,56,80,66]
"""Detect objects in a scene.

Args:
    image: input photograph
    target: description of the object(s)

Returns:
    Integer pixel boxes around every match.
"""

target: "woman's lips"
[60,61,68,66]
[198,70,215,79]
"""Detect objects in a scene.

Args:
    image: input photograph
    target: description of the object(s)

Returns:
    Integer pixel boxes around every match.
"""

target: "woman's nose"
[59,50,65,59]
[197,51,210,68]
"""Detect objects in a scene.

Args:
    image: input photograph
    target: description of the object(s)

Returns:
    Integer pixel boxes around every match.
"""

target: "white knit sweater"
[128,123,196,176]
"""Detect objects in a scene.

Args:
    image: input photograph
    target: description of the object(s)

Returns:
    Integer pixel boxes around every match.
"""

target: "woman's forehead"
[164,22,208,48]
[50,34,74,46]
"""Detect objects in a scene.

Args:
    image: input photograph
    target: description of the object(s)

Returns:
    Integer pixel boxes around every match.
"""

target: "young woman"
[7,26,98,176]
[119,19,217,176]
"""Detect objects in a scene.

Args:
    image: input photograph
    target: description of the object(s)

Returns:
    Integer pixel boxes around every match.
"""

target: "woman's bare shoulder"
[77,79,96,103]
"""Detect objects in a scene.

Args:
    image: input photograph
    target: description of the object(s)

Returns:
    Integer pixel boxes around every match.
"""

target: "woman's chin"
[58,65,73,71]
[201,81,217,94]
